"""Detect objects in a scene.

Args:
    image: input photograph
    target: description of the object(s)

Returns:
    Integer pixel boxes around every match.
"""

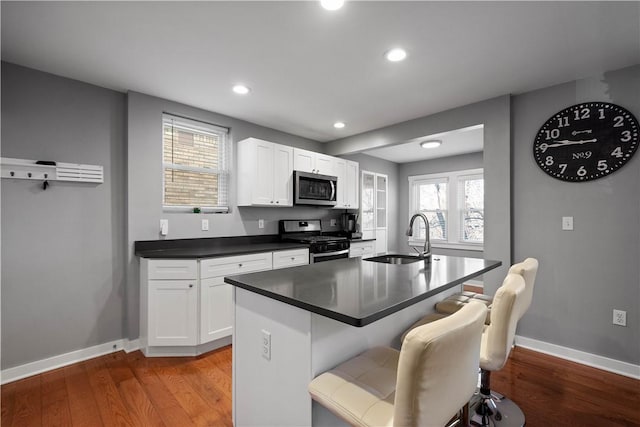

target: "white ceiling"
[365,124,483,163]
[2,2,639,144]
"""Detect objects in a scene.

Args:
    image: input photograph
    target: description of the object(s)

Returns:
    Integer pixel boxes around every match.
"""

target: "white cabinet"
[141,249,311,355]
[330,158,360,209]
[237,138,293,207]
[200,276,233,343]
[349,240,375,258]
[141,258,199,348]
[148,280,198,346]
[273,248,309,269]
[293,148,334,175]
[200,252,273,345]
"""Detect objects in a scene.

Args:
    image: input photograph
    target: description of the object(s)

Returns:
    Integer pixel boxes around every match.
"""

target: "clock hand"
[539,138,597,153]
[571,130,592,136]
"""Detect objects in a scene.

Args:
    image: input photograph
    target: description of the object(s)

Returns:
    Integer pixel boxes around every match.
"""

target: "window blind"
[162,114,231,212]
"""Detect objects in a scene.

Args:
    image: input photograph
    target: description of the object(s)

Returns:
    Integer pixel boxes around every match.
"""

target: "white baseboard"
[515,335,640,380]
[1,337,140,385]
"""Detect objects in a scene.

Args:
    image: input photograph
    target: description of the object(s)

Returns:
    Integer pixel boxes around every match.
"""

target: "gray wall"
[398,152,484,257]
[327,96,512,294]
[1,62,127,369]
[512,65,639,364]
[126,92,335,339]
[340,153,400,252]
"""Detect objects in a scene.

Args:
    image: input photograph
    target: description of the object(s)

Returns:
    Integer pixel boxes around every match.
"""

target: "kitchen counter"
[226,255,500,326]
[231,254,501,426]
[134,234,307,259]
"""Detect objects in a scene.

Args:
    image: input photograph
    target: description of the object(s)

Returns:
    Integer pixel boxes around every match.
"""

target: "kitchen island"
[225,255,501,427]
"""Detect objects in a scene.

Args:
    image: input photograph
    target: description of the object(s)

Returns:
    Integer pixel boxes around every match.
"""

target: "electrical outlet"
[330,218,337,227]
[258,219,264,229]
[562,216,573,230]
[201,219,209,231]
[261,329,271,360]
[613,309,627,326]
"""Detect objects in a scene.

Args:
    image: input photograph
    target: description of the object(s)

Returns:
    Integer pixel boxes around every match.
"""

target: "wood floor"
[2,345,639,427]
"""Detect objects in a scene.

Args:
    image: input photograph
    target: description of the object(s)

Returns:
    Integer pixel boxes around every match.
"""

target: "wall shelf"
[1,157,104,184]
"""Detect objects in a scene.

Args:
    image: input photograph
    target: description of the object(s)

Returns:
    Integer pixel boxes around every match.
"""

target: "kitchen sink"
[364,254,429,264]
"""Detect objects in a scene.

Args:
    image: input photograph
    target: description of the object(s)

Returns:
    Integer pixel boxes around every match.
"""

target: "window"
[162,114,230,212]
[408,168,483,250]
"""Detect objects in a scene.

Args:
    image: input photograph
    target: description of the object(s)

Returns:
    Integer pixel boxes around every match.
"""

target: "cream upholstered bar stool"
[434,258,538,324]
[400,272,530,427]
[308,302,488,427]
[470,273,527,427]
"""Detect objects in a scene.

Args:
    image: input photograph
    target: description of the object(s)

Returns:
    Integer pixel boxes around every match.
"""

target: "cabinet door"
[200,277,233,344]
[315,154,334,175]
[148,281,198,346]
[332,158,347,208]
[346,161,359,209]
[253,140,275,205]
[273,144,294,206]
[293,148,315,173]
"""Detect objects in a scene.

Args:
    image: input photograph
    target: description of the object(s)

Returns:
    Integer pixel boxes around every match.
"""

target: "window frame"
[162,113,231,213]
[408,168,484,251]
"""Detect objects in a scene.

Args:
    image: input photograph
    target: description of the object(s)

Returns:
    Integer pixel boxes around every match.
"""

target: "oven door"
[294,171,337,206]
[310,249,350,264]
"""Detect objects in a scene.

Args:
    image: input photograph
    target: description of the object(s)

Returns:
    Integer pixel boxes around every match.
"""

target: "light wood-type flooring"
[2,345,639,426]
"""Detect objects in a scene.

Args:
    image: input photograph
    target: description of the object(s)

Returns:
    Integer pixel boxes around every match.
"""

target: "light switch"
[562,216,573,230]
[201,219,209,231]
[258,219,264,229]
[160,219,169,236]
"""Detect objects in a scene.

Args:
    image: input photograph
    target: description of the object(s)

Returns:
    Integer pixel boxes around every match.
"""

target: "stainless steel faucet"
[406,213,431,258]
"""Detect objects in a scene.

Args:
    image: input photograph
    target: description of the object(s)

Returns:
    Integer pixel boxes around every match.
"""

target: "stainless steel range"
[279,219,350,264]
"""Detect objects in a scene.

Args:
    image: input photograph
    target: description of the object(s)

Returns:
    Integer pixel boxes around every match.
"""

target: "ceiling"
[2,2,639,144]
[365,125,483,163]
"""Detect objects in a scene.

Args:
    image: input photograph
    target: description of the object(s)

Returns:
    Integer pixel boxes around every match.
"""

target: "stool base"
[468,391,525,427]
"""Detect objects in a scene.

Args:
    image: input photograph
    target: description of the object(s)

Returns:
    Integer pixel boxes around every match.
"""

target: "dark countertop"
[135,235,308,259]
[225,255,501,327]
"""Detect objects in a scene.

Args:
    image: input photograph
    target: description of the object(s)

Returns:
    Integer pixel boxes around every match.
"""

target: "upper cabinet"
[293,148,334,175]
[238,139,359,209]
[237,138,293,207]
[333,158,359,209]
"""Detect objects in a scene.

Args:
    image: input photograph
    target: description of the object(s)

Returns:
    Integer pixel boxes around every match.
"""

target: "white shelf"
[1,157,103,184]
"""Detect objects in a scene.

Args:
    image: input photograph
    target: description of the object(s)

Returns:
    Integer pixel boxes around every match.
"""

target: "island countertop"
[225,255,501,327]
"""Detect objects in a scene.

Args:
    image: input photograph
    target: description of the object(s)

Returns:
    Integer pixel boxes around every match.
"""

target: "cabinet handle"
[276,201,279,204]
[271,201,274,204]
[189,284,194,288]
[291,257,295,261]
[239,263,243,267]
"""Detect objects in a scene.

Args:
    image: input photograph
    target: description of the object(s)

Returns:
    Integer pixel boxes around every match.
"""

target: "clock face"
[533,102,639,182]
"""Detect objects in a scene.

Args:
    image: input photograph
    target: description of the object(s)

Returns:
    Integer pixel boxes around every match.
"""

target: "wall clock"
[533,102,638,182]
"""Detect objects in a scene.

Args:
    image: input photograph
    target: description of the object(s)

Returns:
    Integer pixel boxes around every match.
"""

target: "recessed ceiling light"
[232,84,250,95]
[320,0,344,11]
[333,122,346,129]
[385,48,407,62]
[420,140,442,149]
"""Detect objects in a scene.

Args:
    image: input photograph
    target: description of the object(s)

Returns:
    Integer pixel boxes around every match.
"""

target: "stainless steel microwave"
[294,171,337,206]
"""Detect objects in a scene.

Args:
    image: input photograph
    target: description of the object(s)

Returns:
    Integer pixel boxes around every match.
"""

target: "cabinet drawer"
[148,259,197,280]
[273,248,309,269]
[200,252,273,278]
[349,242,375,258]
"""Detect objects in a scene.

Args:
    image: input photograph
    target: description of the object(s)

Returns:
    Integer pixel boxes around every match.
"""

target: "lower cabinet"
[200,276,233,344]
[349,240,376,258]
[148,280,198,346]
[141,248,308,356]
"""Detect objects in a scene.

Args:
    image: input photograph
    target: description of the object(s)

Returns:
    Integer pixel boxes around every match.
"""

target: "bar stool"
[402,273,529,427]
[470,273,527,427]
[308,302,488,427]
[434,258,538,324]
